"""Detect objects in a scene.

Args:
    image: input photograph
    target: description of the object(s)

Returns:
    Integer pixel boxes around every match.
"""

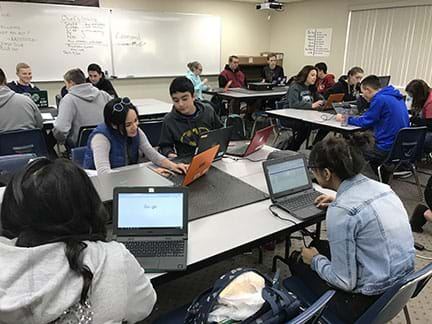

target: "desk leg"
[315,221,322,240]
[284,234,292,259]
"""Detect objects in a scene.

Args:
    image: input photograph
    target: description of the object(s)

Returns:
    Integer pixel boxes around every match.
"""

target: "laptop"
[23,90,49,109]
[262,155,324,220]
[378,76,391,88]
[319,93,345,111]
[332,102,360,116]
[160,145,220,186]
[226,125,274,157]
[113,186,188,272]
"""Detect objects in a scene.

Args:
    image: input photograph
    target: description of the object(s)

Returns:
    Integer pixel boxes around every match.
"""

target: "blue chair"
[0,154,35,173]
[76,125,96,147]
[71,147,87,167]
[139,120,163,147]
[280,261,432,324]
[377,126,427,201]
[0,129,48,157]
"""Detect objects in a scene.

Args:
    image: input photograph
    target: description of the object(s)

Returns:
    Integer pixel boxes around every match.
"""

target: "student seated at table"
[326,66,364,101]
[0,158,157,323]
[261,53,285,84]
[83,98,187,175]
[159,77,223,158]
[282,65,324,151]
[186,61,209,100]
[0,68,43,132]
[335,75,409,181]
[219,55,245,89]
[6,62,40,94]
[288,134,415,323]
[53,68,112,148]
[406,79,432,153]
[86,63,118,98]
[314,62,335,94]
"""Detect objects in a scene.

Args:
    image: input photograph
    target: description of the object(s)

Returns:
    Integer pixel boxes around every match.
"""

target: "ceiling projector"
[256,0,283,10]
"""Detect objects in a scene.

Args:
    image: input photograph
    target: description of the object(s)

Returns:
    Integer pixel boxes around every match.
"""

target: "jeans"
[288,240,381,323]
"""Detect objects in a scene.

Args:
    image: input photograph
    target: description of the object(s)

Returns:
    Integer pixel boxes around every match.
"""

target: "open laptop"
[113,186,188,271]
[226,125,274,157]
[262,155,324,220]
[160,145,220,186]
[319,93,344,111]
[23,90,49,109]
[378,76,391,88]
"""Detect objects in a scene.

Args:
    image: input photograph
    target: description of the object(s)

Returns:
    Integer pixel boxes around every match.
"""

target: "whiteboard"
[110,10,221,78]
[0,2,111,82]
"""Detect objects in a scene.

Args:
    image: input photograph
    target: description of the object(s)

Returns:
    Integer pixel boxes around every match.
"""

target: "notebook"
[161,145,219,186]
[112,186,188,272]
[262,155,324,220]
[226,125,274,157]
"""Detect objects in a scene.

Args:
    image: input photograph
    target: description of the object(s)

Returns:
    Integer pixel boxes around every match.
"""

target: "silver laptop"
[113,187,188,272]
[262,155,324,220]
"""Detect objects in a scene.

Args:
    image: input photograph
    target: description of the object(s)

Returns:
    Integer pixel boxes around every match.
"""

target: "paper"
[41,113,53,120]
[304,28,332,57]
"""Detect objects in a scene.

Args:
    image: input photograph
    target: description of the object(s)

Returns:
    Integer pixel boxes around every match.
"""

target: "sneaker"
[393,170,413,178]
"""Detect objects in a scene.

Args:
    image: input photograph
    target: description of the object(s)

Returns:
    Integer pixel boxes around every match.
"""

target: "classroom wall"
[38,0,272,104]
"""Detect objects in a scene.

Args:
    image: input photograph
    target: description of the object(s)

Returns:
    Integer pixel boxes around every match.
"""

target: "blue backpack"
[185,268,301,324]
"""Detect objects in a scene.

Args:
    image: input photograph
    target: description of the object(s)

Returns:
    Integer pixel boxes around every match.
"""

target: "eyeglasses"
[112,97,132,114]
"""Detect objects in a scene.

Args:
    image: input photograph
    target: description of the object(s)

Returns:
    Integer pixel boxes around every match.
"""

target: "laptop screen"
[266,157,310,196]
[118,192,184,229]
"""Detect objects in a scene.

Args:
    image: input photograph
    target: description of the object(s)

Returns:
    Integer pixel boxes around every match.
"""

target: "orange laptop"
[159,145,220,186]
[320,93,345,110]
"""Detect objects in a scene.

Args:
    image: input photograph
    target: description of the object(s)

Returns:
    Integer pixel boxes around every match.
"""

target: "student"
[0,68,43,132]
[53,68,112,147]
[283,65,324,151]
[86,63,118,98]
[83,97,188,175]
[410,174,432,232]
[0,158,156,323]
[336,75,410,179]
[314,62,335,94]
[159,77,223,158]
[261,54,285,84]
[406,79,432,152]
[218,55,245,88]
[185,61,209,100]
[6,62,40,94]
[288,134,415,323]
[326,66,364,101]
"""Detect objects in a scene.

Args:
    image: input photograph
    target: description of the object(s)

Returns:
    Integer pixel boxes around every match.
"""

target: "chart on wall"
[304,28,332,57]
[110,10,221,78]
[0,2,112,82]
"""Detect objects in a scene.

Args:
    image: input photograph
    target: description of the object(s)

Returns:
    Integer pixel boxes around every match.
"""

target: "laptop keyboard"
[278,191,321,211]
[124,240,185,257]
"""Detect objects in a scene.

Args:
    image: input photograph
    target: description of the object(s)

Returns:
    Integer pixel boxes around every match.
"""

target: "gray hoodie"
[0,85,43,132]
[0,237,156,323]
[53,83,112,146]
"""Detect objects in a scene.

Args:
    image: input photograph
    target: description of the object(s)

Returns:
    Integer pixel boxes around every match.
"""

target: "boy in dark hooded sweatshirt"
[159,77,223,157]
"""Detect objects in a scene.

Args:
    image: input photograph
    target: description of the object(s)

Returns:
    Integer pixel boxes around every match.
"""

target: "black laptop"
[262,155,324,220]
[23,90,49,109]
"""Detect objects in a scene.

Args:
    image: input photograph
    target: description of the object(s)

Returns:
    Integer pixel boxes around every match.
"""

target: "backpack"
[225,114,247,140]
[185,268,301,324]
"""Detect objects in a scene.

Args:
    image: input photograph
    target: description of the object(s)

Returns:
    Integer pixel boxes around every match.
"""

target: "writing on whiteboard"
[114,32,147,47]
[0,25,36,52]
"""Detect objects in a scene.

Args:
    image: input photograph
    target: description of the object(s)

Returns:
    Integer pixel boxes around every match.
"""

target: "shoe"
[393,170,413,178]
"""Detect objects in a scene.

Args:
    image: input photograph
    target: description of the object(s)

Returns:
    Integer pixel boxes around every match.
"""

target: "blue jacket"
[6,81,40,94]
[348,86,409,151]
[185,70,209,100]
[83,123,140,170]
[312,174,415,295]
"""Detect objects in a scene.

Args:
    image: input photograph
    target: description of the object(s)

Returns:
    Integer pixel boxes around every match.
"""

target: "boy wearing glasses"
[159,77,223,158]
[53,68,112,147]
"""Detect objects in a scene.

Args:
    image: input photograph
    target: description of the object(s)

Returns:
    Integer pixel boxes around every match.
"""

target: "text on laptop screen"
[267,158,309,194]
[118,193,183,229]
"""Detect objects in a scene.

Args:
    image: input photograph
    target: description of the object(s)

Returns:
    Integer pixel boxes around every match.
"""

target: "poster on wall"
[304,28,332,57]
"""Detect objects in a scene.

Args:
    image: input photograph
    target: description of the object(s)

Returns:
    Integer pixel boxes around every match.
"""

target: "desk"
[266,108,362,133]
[132,98,172,120]
[205,87,287,100]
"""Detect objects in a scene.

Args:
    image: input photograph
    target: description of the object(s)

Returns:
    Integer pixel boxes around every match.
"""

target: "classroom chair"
[152,290,335,324]
[76,125,96,147]
[0,153,35,174]
[377,126,427,201]
[274,256,432,324]
[139,120,163,147]
[0,129,49,157]
[70,147,87,167]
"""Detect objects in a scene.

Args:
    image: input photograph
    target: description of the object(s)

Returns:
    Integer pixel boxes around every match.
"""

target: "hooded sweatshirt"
[6,81,40,94]
[218,65,246,88]
[326,75,360,101]
[316,74,336,94]
[159,100,223,157]
[0,237,156,323]
[348,86,410,151]
[185,70,209,100]
[53,83,112,146]
[285,82,322,109]
[0,85,43,132]
[86,77,118,98]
